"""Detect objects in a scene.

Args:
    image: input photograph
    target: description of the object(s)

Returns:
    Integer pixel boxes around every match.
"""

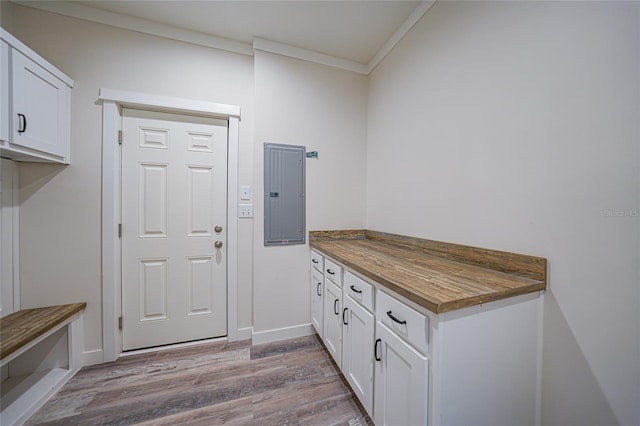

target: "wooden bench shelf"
[1,303,86,426]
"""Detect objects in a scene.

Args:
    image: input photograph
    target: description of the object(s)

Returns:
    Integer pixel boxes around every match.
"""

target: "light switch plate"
[240,185,251,200]
[239,204,253,218]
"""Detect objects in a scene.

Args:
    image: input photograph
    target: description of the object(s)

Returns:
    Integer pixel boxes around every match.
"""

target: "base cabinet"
[342,294,375,415]
[309,248,542,426]
[374,322,429,426]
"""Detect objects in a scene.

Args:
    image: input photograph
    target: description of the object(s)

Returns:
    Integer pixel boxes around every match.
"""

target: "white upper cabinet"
[0,29,73,164]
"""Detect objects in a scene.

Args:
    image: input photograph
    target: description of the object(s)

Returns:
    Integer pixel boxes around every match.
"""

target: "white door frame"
[99,88,241,363]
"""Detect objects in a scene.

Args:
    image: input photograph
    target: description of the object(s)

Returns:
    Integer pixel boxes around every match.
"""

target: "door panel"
[122,108,228,350]
[323,280,342,366]
[310,270,323,337]
[342,295,374,415]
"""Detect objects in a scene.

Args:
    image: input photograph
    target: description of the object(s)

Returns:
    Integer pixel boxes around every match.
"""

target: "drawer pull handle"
[375,338,382,362]
[312,259,319,264]
[349,285,362,294]
[343,307,348,325]
[334,299,340,315]
[326,269,335,275]
[316,282,322,296]
[387,310,407,325]
[18,114,27,133]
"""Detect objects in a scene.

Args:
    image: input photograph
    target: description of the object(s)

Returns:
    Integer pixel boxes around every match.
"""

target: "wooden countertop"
[310,230,546,314]
[1,303,87,360]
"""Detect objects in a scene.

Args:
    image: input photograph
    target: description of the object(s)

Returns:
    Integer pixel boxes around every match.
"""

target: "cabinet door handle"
[312,259,318,264]
[375,338,382,362]
[349,285,362,294]
[342,307,348,325]
[316,282,322,296]
[326,269,335,275]
[387,310,407,325]
[17,114,27,133]
[333,299,339,315]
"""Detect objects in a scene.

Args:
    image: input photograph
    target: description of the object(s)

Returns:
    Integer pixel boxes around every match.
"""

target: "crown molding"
[252,38,368,75]
[12,0,436,75]
[12,0,254,56]
[367,0,436,74]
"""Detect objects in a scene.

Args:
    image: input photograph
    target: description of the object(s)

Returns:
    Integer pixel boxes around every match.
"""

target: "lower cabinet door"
[342,295,375,416]
[322,280,342,367]
[310,271,324,338]
[374,321,429,426]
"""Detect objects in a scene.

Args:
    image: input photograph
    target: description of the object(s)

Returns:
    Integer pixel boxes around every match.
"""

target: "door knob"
[214,241,223,248]
[214,226,223,233]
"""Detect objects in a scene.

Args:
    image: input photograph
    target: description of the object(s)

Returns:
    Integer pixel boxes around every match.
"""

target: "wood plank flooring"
[25,335,372,426]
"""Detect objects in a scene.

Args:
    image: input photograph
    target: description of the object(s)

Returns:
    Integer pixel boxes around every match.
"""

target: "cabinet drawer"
[376,291,429,354]
[344,272,374,312]
[310,250,324,273]
[324,258,343,286]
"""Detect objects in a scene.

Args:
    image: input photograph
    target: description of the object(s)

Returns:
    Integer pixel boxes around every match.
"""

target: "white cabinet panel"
[374,321,429,426]
[322,279,342,367]
[310,270,324,337]
[1,40,8,142]
[342,295,375,416]
[0,159,19,318]
[11,50,69,158]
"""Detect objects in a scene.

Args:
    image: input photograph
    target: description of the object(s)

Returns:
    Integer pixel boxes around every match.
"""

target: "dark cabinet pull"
[17,114,27,133]
[375,338,382,362]
[349,285,362,294]
[316,282,322,296]
[312,259,319,264]
[333,299,339,315]
[326,269,335,275]
[387,310,407,325]
[342,307,348,325]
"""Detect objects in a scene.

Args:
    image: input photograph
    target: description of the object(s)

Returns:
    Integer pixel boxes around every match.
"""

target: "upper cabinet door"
[11,49,70,159]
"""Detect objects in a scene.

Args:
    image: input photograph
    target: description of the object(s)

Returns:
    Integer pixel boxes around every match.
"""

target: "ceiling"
[35,0,425,67]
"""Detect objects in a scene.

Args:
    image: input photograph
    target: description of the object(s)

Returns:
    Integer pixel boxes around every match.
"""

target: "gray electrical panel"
[264,143,306,246]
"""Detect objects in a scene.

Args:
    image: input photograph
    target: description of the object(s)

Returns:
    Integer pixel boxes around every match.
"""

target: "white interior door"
[122,108,228,351]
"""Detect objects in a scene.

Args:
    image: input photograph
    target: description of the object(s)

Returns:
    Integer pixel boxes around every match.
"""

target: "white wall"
[252,50,367,339]
[367,2,639,425]
[4,3,255,356]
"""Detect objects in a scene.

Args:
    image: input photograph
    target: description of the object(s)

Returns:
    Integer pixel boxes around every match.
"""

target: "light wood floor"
[26,335,372,425]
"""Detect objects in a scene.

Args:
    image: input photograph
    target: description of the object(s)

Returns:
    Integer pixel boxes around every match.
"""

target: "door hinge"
[118,223,122,238]
[118,316,123,330]
[118,130,123,145]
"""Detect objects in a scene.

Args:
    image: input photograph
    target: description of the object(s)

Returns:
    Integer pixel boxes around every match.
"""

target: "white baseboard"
[251,323,313,345]
[82,349,104,367]
[235,327,253,342]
